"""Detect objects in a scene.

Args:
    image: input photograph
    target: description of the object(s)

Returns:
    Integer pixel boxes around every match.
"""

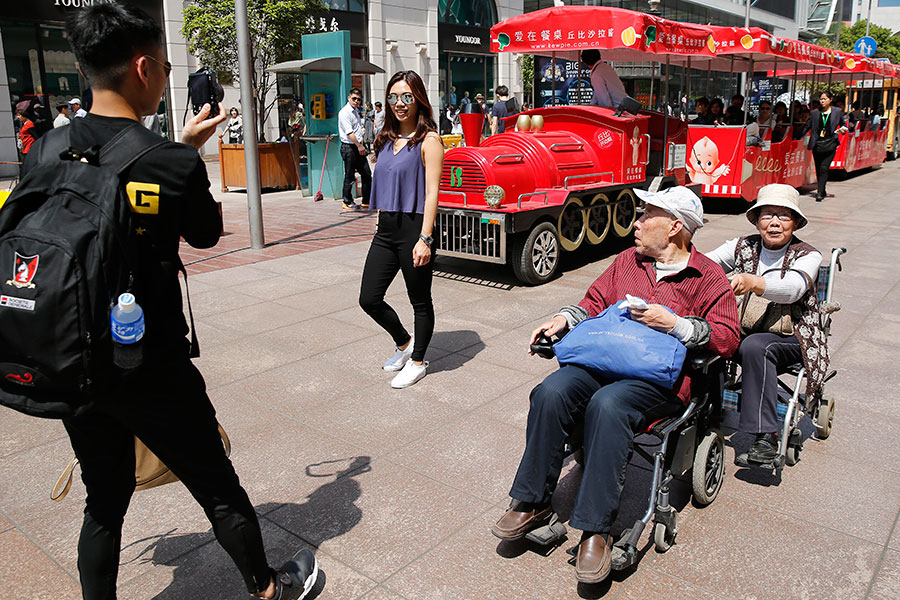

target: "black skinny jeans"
[340,142,371,205]
[359,211,434,362]
[813,140,837,198]
[63,359,271,600]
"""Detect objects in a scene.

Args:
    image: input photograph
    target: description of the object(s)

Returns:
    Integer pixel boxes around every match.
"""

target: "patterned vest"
[733,235,828,400]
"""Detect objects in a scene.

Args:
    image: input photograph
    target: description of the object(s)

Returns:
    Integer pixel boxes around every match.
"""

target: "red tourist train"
[435,6,899,284]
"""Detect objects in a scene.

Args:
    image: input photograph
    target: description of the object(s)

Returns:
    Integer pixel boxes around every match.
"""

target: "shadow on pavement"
[143,456,371,600]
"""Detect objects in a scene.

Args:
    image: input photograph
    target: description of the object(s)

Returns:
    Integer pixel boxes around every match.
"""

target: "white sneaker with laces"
[383,338,414,371]
[391,360,427,389]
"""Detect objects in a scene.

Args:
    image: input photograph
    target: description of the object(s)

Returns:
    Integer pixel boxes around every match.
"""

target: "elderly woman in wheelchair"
[706,183,841,469]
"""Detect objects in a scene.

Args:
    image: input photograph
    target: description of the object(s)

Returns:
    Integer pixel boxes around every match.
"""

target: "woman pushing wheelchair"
[705,184,828,467]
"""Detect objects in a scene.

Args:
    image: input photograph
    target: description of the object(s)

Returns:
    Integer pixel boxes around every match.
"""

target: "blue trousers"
[510,365,683,533]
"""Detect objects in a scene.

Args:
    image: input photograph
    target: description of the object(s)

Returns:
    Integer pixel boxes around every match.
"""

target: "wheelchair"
[722,247,846,471]
[528,336,728,567]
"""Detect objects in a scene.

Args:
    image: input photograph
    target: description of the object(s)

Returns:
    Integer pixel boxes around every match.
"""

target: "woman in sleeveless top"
[358,70,444,389]
[706,184,824,466]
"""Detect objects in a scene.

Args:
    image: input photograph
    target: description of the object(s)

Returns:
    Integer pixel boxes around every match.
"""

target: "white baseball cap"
[68,98,82,105]
[634,186,704,233]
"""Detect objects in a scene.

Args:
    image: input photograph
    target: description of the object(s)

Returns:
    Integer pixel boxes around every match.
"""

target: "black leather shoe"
[746,432,779,464]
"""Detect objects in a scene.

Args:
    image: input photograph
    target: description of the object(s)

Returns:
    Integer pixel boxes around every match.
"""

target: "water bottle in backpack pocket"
[111,293,144,370]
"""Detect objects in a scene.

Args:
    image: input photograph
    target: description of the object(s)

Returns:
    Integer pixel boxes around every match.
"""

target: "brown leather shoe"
[490,501,553,540]
[574,533,611,584]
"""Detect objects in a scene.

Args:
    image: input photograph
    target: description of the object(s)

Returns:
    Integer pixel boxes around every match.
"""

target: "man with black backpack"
[1,5,318,600]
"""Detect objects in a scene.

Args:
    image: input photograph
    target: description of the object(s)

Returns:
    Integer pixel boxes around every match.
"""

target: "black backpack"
[0,123,166,418]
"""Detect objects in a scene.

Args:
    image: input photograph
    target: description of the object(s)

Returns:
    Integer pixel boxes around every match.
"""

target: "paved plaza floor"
[2,160,900,600]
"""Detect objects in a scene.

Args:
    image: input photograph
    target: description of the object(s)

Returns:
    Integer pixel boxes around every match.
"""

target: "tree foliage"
[521,54,534,105]
[182,0,325,141]
[817,20,900,64]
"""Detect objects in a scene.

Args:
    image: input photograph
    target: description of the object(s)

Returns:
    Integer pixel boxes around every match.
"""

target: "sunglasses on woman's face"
[387,93,415,106]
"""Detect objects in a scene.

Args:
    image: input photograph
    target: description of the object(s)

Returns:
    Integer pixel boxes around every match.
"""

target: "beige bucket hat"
[746,183,808,229]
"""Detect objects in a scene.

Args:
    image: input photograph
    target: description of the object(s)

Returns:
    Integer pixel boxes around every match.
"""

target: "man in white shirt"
[68,97,87,118]
[337,87,371,210]
[53,103,71,128]
[581,49,628,109]
[373,101,385,136]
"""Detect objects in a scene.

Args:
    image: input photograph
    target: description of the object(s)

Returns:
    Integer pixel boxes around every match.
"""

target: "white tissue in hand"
[618,294,649,310]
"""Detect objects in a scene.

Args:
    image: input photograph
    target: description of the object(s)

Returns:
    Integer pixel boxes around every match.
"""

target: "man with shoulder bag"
[0,5,317,599]
[491,187,739,585]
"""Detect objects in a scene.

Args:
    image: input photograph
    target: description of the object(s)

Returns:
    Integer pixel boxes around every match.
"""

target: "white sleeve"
[704,238,739,271]
[338,107,353,140]
[761,251,823,304]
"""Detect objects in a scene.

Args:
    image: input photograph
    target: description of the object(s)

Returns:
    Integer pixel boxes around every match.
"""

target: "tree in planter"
[182,0,325,142]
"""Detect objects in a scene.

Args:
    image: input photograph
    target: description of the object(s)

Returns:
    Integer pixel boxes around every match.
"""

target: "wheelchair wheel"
[691,429,725,505]
[816,396,836,439]
[785,428,803,466]
[653,518,677,552]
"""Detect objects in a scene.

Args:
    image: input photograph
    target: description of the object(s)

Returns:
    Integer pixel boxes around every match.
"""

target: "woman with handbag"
[705,184,825,466]
[802,90,847,202]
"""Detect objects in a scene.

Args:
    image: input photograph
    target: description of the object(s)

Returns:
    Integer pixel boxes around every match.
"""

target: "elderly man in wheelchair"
[491,187,739,585]
[706,183,843,470]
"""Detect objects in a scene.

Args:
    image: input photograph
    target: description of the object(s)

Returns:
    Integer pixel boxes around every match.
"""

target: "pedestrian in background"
[226,107,243,144]
[15,104,36,155]
[54,103,72,128]
[802,90,847,202]
[359,70,443,389]
[338,87,371,210]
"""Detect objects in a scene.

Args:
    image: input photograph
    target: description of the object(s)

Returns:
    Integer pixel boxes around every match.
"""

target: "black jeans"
[510,365,682,533]
[734,332,801,434]
[340,142,371,205]
[359,211,434,362]
[813,139,838,198]
[62,359,271,600]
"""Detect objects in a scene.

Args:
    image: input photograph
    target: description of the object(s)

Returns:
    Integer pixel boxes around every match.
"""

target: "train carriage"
[435,6,900,283]
[437,7,722,284]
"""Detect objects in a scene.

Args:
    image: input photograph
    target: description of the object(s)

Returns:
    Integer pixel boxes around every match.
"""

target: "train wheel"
[512,222,560,285]
[585,193,612,245]
[612,189,638,237]
[557,197,586,252]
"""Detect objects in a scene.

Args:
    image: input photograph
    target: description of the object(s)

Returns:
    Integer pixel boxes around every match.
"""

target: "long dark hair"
[373,70,436,155]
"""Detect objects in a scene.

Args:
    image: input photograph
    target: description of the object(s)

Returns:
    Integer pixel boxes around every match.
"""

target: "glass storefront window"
[443,54,495,110]
[439,0,498,27]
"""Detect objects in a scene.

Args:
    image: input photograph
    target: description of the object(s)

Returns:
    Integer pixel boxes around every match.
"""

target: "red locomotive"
[436,104,688,284]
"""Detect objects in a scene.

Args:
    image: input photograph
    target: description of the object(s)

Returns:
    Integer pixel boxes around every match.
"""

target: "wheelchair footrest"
[524,513,567,546]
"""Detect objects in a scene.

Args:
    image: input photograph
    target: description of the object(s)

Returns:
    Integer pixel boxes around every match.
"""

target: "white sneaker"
[383,338,414,371]
[391,360,427,389]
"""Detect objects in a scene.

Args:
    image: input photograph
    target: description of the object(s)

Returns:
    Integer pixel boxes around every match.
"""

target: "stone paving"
[2,160,900,600]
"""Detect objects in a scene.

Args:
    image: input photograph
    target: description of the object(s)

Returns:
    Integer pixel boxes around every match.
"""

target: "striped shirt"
[577,246,740,404]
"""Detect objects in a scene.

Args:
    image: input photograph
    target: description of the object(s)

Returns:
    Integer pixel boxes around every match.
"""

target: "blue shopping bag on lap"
[553,303,687,389]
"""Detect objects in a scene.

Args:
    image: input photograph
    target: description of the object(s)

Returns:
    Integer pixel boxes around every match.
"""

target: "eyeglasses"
[387,92,415,106]
[759,107,772,111]
[141,54,171,78]
[758,211,793,222]
[349,96,362,103]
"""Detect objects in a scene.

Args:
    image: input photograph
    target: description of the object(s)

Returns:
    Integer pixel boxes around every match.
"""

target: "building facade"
[852,0,900,33]
[2,0,809,180]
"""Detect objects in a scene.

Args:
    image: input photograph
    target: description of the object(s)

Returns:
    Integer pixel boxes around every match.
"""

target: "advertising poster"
[535,57,593,107]
[749,77,789,112]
